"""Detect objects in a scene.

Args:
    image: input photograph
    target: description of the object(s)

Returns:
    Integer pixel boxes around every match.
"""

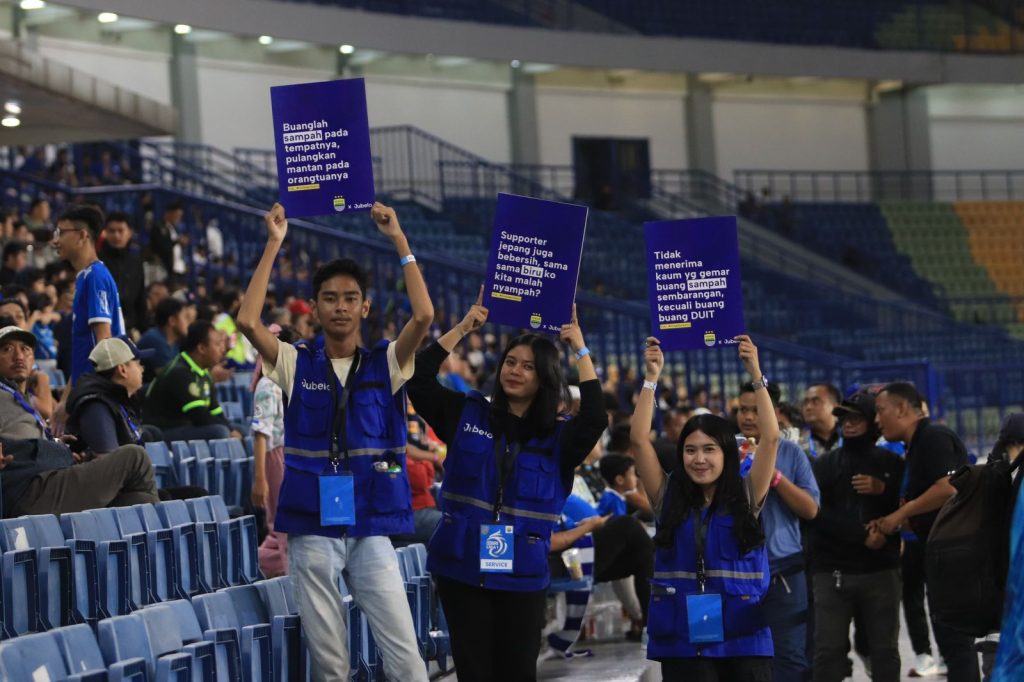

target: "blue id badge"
[686,593,724,643]
[479,524,514,573]
[319,473,356,526]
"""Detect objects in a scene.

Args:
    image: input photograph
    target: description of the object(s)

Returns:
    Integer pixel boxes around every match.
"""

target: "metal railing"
[735,169,1024,203]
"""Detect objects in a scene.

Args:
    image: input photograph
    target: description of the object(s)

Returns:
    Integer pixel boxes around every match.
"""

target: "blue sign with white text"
[270,78,374,218]
[644,216,745,352]
[483,193,588,334]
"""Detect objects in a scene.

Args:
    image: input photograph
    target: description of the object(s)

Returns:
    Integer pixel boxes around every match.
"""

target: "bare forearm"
[901,478,956,519]
[774,476,819,520]
[438,323,468,354]
[551,525,592,553]
[238,238,281,330]
[253,433,268,482]
[630,384,665,503]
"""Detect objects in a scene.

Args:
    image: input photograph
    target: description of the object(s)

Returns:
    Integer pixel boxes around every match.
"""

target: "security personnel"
[237,202,433,681]
[143,320,236,442]
[407,295,606,682]
[630,335,780,682]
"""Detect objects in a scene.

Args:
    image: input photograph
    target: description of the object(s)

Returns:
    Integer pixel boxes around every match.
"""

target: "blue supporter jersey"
[560,494,599,530]
[758,438,820,571]
[596,489,628,517]
[71,260,125,383]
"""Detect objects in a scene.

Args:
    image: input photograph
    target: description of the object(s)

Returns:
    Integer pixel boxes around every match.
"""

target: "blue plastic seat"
[34,514,99,625]
[52,623,143,681]
[223,584,304,682]
[59,510,133,615]
[136,503,203,596]
[186,495,261,585]
[106,505,181,602]
[145,441,179,488]
[139,602,217,681]
[170,440,215,489]
[157,499,222,591]
[0,518,41,636]
[192,590,272,682]
[0,630,107,681]
[99,613,195,682]
[209,438,251,509]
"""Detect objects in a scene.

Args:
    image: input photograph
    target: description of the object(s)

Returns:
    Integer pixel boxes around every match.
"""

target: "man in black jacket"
[810,391,904,682]
[99,212,147,334]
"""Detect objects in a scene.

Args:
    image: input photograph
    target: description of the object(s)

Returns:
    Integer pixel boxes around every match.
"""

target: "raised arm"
[373,203,434,369]
[559,304,596,384]
[739,335,780,504]
[437,287,487,353]
[630,337,667,508]
[237,203,287,368]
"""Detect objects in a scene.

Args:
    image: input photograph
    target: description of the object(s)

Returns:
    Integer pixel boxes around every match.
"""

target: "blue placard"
[483,193,588,334]
[480,524,515,573]
[319,473,356,526]
[644,216,745,352]
[270,78,374,218]
[686,593,724,643]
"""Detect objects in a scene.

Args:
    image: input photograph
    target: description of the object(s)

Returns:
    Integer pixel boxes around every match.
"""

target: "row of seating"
[145,440,254,511]
[0,495,260,639]
[0,577,301,681]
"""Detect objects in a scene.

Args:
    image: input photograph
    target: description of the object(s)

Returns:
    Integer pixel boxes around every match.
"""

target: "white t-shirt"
[265,338,413,401]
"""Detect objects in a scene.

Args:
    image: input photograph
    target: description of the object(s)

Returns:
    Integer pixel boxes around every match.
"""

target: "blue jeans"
[763,555,810,682]
[289,534,427,682]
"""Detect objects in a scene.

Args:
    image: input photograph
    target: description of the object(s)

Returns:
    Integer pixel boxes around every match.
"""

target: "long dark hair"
[490,333,569,436]
[653,414,765,554]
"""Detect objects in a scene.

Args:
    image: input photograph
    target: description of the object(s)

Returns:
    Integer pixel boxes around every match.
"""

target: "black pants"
[931,611,981,682]
[436,575,547,682]
[812,569,901,682]
[660,656,772,681]
[902,539,933,656]
[591,515,654,622]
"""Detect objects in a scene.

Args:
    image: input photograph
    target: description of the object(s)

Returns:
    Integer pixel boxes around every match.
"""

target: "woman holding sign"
[407,294,605,682]
[629,335,779,681]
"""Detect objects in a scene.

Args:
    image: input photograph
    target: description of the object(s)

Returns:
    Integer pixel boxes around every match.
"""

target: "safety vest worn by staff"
[428,392,567,591]
[647,478,772,659]
[277,338,413,538]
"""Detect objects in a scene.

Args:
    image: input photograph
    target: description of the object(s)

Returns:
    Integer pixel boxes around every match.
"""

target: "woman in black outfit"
[407,294,605,682]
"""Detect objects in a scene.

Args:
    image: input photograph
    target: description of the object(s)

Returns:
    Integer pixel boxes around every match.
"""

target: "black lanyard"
[492,419,522,521]
[327,352,361,471]
[692,505,714,593]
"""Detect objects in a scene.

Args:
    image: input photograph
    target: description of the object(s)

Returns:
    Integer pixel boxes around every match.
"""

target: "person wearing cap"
[809,391,904,682]
[65,336,153,455]
[0,325,158,516]
[872,381,972,680]
[137,297,191,381]
[735,379,820,682]
[287,298,315,340]
[143,320,238,443]
[52,205,126,385]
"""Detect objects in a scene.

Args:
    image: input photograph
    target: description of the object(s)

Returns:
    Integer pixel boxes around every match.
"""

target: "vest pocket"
[646,586,680,638]
[278,467,319,515]
[513,532,549,576]
[353,391,388,438]
[371,470,411,514]
[429,513,468,561]
[516,454,557,501]
[295,389,332,438]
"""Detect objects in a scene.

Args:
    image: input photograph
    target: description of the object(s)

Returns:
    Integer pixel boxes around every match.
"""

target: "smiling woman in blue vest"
[630,335,779,682]
[407,293,605,682]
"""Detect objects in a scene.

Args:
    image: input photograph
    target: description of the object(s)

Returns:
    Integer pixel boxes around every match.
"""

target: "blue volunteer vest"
[647,479,772,660]
[428,392,567,591]
[276,338,413,538]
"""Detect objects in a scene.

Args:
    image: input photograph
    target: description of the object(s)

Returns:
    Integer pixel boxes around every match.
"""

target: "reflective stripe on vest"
[653,569,765,581]
[441,491,562,522]
[284,446,406,459]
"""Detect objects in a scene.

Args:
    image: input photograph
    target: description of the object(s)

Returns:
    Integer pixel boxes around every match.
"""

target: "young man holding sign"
[238,202,433,681]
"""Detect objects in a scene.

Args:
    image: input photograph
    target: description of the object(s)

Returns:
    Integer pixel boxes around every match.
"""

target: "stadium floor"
[437,621,937,681]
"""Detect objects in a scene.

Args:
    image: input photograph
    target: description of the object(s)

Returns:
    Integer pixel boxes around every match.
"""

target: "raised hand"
[643,336,664,381]
[264,203,288,242]
[370,202,402,240]
[458,286,489,336]
[559,304,585,354]
[734,334,762,380]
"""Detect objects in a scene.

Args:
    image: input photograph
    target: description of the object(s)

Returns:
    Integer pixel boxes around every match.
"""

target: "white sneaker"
[909,653,942,677]
[935,658,948,675]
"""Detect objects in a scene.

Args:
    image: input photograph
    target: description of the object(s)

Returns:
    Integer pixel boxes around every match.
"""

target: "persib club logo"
[486,528,510,558]
[703,331,716,348]
[529,313,542,329]
[333,196,346,212]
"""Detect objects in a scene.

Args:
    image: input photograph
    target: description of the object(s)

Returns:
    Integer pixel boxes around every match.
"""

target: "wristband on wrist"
[770,469,783,488]
[400,254,416,267]
[752,374,769,391]
[642,380,658,392]
[574,346,590,360]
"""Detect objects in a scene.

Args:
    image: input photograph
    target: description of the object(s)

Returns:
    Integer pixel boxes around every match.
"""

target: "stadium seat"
[145,441,179,488]
[139,602,218,681]
[133,503,203,596]
[209,438,253,509]
[0,630,109,681]
[223,583,305,682]
[106,506,181,602]
[52,623,144,681]
[0,518,41,636]
[186,495,261,585]
[171,440,216,490]
[192,590,272,682]
[98,613,195,682]
[156,498,223,591]
[59,510,134,616]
